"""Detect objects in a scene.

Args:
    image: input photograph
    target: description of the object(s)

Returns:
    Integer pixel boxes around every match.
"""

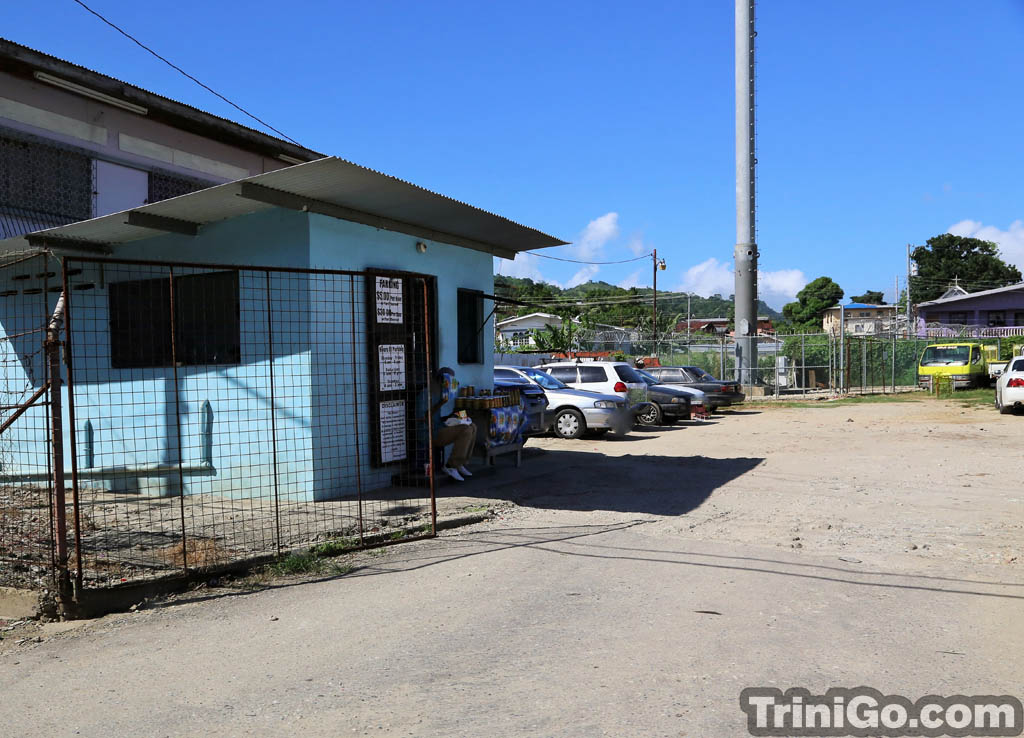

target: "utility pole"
[651,249,666,355]
[734,0,758,385]
[652,248,657,353]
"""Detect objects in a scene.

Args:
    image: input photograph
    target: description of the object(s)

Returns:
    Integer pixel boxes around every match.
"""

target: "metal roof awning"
[0,157,566,260]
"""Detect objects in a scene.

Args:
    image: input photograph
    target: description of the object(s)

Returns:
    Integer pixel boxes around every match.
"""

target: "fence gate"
[1,255,438,607]
[0,252,62,594]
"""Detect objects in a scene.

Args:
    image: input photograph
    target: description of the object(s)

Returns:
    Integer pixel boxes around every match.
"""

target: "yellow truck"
[917,343,989,391]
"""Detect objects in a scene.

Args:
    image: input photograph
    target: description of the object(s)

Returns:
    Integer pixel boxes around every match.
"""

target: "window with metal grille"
[0,130,92,238]
[457,289,484,364]
[109,271,240,368]
[148,171,214,203]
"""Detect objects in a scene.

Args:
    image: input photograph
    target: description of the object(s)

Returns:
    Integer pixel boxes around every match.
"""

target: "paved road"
[2,521,1021,737]
[2,401,1022,737]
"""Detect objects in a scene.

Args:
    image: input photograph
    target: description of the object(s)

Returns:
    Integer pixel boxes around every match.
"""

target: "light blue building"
[0,157,563,501]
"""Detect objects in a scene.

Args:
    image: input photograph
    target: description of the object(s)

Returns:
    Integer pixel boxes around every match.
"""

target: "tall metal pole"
[734,0,758,386]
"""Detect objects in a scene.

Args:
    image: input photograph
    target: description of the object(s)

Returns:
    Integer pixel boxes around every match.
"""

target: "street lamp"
[652,250,667,355]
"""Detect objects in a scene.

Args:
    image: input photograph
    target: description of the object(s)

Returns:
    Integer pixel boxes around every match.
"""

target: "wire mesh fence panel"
[52,259,436,588]
[0,253,57,588]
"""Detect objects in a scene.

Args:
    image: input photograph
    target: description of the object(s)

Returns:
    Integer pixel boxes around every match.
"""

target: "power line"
[526,251,653,265]
[70,0,302,146]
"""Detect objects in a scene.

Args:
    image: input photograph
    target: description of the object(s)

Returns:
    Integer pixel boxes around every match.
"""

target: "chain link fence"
[524,329,1012,397]
[1,255,441,603]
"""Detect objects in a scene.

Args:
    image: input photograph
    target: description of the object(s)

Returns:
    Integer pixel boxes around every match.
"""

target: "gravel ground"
[1,397,1021,737]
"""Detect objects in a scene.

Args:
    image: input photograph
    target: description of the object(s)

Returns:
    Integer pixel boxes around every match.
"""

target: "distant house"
[495,312,564,349]
[496,313,638,352]
[675,317,773,335]
[822,303,900,335]
[916,282,1024,336]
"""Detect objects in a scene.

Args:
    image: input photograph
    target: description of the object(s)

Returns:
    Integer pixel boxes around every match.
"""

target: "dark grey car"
[646,366,745,409]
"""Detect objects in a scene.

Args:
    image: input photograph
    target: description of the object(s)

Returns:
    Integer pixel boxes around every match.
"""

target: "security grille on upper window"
[109,271,240,368]
[148,171,214,204]
[0,129,92,238]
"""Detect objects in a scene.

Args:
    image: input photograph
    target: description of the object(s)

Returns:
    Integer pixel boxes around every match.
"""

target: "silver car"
[495,365,632,439]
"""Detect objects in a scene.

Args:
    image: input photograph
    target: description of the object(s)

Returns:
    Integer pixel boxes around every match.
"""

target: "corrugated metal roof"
[917,282,1024,307]
[0,37,321,160]
[0,157,566,259]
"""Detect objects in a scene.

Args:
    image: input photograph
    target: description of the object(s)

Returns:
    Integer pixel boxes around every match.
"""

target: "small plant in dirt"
[311,537,358,557]
[268,551,353,578]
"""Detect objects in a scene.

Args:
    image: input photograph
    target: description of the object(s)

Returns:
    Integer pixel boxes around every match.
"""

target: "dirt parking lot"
[508,396,1023,568]
[1,395,1021,737]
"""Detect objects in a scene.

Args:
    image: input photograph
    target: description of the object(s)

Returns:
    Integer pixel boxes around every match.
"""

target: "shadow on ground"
[440,449,764,516]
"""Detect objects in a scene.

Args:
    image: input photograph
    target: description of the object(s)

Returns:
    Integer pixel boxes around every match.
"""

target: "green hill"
[494,276,781,330]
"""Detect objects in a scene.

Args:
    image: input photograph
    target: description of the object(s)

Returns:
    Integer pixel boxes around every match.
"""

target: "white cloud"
[760,269,808,306]
[493,253,560,286]
[626,234,647,257]
[617,269,644,289]
[947,219,1024,273]
[678,258,733,297]
[561,211,620,287]
[575,212,619,260]
[676,257,807,310]
[566,264,599,288]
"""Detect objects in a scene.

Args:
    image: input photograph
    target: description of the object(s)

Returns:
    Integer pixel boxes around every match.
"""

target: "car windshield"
[921,346,970,366]
[521,367,568,390]
[636,370,659,386]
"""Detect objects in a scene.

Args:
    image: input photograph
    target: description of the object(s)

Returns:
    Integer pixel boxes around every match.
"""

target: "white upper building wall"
[0,72,290,187]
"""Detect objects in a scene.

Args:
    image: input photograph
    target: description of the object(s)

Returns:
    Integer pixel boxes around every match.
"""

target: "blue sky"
[4,1,1023,308]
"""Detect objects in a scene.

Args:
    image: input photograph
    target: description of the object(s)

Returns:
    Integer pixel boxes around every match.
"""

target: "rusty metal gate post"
[265,272,282,554]
[45,284,70,602]
[167,268,189,571]
[346,275,365,544]
[421,279,437,534]
[61,258,84,593]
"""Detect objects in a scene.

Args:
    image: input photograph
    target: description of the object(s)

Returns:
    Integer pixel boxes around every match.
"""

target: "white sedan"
[995,356,1024,415]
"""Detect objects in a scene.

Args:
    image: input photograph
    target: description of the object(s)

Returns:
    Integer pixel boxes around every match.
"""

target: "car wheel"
[998,392,1013,415]
[553,408,586,439]
[637,403,663,426]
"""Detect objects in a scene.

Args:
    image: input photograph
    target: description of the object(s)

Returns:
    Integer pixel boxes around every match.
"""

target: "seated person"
[426,367,477,482]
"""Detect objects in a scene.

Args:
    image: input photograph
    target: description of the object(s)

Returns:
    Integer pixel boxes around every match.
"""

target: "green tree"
[910,234,1022,303]
[781,277,843,333]
[530,312,589,353]
[850,290,885,304]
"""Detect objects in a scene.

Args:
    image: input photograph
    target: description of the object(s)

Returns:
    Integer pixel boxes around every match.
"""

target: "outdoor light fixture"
[657,258,667,271]
[416,241,428,253]
[277,154,306,165]
[33,71,148,115]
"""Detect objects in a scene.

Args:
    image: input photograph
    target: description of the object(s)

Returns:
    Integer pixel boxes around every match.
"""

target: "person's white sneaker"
[442,466,465,482]
[457,465,473,477]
